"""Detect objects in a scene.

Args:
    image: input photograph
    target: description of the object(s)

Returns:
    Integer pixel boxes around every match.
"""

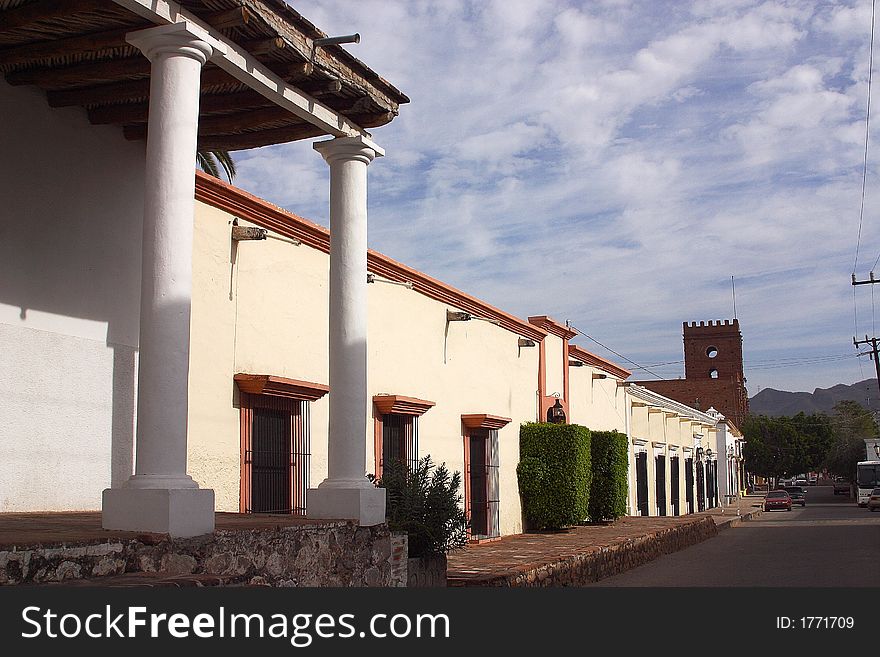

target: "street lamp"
[547,398,566,424]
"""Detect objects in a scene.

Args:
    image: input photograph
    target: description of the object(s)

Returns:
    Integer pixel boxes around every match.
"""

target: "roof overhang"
[0,0,409,151]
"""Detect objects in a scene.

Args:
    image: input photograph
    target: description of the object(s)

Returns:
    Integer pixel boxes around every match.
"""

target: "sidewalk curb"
[715,506,763,530]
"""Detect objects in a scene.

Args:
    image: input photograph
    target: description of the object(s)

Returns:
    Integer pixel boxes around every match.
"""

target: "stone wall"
[1,521,397,587]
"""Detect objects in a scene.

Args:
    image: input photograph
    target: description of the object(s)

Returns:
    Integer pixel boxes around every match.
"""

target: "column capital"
[314,135,385,165]
[127,20,222,65]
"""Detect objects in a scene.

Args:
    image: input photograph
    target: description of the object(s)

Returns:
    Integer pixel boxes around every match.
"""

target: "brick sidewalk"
[446,496,764,587]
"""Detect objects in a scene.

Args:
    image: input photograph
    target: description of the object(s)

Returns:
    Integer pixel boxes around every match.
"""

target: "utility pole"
[853,335,880,397]
[851,274,880,396]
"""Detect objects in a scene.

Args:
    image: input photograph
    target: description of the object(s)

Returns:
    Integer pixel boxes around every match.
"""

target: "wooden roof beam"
[0,0,106,32]
[5,57,150,89]
[111,0,370,138]
[202,6,252,31]
[87,79,343,125]
[196,123,327,151]
[0,27,135,67]
[46,65,235,107]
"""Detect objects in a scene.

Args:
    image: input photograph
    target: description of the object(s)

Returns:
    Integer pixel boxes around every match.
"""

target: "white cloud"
[250,0,880,393]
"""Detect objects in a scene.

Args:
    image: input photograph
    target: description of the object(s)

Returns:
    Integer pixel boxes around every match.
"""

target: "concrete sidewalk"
[446,495,763,587]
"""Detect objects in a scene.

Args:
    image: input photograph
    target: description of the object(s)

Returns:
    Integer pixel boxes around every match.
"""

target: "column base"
[102,487,215,537]
[307,485,386,526]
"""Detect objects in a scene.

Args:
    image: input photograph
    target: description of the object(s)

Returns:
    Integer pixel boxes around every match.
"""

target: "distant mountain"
[749,379,880,417]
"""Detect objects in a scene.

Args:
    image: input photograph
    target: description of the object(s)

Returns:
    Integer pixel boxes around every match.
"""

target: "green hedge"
[517,422,591,530]
[588,430,629,522]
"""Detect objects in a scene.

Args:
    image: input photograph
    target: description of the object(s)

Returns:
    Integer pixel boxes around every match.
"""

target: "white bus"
[856,460,880,506]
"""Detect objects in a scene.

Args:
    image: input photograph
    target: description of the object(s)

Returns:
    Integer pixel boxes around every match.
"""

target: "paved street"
[591,486,880,586]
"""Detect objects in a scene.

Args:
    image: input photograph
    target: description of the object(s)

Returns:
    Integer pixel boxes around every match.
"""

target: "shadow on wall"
[0,80,147,508]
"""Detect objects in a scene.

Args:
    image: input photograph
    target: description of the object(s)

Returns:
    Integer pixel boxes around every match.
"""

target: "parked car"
[808,475,818,486]
[764,490,793,511]
[868,488,880,512]
[794,478,808,488]
[783,486,806,506]
[833,477,851,496]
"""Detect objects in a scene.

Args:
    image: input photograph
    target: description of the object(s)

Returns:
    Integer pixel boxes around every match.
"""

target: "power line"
[566,323,666,379]
[857,0,877,272]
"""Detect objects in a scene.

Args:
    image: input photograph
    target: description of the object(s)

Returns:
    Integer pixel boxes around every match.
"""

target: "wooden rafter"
[195,123,327,151]
[87,80,342,126]
[0,27,136,67]
[5,57,150,88]
[45,65,235,107]
[0,0,107,32]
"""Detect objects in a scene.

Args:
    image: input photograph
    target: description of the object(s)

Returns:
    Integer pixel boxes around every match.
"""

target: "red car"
[764,490,792,511]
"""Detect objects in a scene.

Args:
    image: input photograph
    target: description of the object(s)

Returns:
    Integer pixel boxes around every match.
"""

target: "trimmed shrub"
[373,456,469,558]
[588,430,629,522]
[517,422,591,530]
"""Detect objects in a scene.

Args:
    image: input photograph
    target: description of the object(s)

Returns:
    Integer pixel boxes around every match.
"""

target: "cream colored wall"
[368,282,538,536]
[567,367,627,433]
[544,334,565,400]
[188,201,538,534]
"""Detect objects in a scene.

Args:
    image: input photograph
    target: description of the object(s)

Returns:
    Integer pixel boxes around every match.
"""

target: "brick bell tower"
[636,319,749,429]
[684,320,744,382]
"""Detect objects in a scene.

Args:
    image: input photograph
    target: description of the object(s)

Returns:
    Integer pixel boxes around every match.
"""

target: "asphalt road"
[591,485,880,586]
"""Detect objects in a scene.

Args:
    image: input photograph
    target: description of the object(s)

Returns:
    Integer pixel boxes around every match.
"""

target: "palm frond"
[196,149,236,182]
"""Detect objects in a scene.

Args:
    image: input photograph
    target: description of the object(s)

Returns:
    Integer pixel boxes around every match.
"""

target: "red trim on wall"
[460,414,511,430]
[372,394,435,416]
[195,173,547,342]
[234,374,329,401]
[527,315,578,340]
[568,344,632,379]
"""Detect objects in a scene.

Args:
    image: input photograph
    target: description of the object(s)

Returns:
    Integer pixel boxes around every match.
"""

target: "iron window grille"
[240,393,310,515]
[467,428,500,539]
[378,413,419,476]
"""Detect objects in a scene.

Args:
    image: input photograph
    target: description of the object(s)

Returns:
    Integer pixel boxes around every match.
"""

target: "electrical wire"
[566,323,665,379]
[857,0,877,272]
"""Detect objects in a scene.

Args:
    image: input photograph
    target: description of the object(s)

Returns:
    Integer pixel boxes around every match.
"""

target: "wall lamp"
[367,273,413,289]
[592,373,607,379]
[569,360,584,367]
[519,338,536,348]
[231,225,266,241]
[447,310,472,322]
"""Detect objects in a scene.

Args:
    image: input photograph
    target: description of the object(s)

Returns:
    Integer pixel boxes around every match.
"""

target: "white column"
[308,135,386,526]
[102,22,216,538]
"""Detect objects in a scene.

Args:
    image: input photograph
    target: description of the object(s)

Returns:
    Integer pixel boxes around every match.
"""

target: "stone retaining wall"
[449,517,718,587]
[1,521,396,587]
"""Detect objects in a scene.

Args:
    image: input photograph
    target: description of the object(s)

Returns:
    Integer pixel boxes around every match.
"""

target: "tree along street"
[590,485,880,586]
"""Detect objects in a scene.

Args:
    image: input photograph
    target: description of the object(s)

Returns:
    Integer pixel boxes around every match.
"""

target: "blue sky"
[234,0,880,397]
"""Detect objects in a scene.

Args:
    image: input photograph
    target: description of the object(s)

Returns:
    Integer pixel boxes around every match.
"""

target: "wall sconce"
[518,338,536,347]
[873,442,880,459]
[569,360,584,367]
[447,310,472,322]
[367,273,413,289]
[592,373,606,379]
[231,225,267,241]
[706,448,714,460]
[547,398,566,424]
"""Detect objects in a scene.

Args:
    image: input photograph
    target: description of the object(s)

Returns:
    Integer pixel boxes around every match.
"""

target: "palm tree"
[197,149,236,182]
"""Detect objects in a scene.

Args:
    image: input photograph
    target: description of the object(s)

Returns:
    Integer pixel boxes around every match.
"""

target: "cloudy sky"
[235,0,880,397]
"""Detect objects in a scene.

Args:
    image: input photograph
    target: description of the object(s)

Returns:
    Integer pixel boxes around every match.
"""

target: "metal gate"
[656,454,666,517]
[636,451,649,516]
[685,457,694,514]
[467,428,499,538]
[670,456,680,516]
[696,459,706,512]
[242,394,309,515]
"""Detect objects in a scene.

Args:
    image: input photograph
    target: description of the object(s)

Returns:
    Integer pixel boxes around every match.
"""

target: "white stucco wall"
[568,366,627,433]
[0,80,145,510]
[189,201,539,535]
[543,334,565,400]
